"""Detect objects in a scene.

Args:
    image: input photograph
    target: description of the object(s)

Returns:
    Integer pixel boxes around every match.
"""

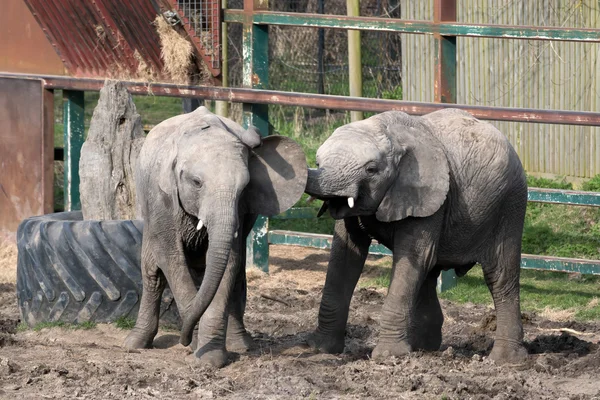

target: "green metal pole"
[243,0,270,272]
[347,0,363,121]
[434,0,458,292]
[63,90,85,211]
[215,0,229,117]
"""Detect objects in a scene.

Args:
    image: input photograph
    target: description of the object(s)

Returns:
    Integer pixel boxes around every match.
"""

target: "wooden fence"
[402,0,600,178]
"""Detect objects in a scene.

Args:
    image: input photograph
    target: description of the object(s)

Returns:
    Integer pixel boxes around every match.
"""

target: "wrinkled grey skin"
[306,108,528,364]
[123,107,307,368]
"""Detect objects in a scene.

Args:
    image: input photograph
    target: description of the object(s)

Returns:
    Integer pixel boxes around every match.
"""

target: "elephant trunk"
[306,168,355,198]
[180,197,237,346]
[306,168,323,197]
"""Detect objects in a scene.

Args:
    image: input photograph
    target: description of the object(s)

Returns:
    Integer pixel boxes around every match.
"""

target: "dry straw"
[0,238,17,284]
[154,16,193,85]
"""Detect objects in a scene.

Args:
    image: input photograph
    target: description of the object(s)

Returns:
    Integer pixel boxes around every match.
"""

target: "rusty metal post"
[216,0,230,117]
[63,90,85,211]
[0,79,54,234]
[243,0,270,272]
[347,0,363,121]
[434,0,458,292]
[433,0,457,104]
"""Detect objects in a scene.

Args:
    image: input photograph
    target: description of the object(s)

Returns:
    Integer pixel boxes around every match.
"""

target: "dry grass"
[94,25,106,42]
[154,16,193,85]
[246,266,267,282]
[0,238,17,284]
[586,297,599,309]
[133,50,158,83]
[540,306,577,322]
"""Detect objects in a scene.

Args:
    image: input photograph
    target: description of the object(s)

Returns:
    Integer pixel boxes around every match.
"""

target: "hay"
[246,266,267,282]
[154,16,194,85]
[95,25,106,42]
[0,238,17,285]
[134,50,158,83]
[540,306,576,322]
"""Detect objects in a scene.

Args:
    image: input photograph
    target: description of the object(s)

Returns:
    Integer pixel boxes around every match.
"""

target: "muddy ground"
[1,244,599,399]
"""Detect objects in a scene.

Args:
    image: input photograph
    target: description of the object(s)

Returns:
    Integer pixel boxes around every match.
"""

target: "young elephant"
[305,108,528,364]
[124,107,307,367]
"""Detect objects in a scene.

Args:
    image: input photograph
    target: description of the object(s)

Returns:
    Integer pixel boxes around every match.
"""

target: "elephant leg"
[161,250,199,325]
[308,218,371,354]
[482,220,527,364]
[226,215,256,353]
[128,236,198,348]
[192,232,244,368]
[226,264,254,352]
[409,268,443,351]
[124,239,166,349]
[372,213,442,361]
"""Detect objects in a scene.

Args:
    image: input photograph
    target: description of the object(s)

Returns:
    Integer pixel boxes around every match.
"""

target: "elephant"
[123,106,307,367]
[305,108,528,364]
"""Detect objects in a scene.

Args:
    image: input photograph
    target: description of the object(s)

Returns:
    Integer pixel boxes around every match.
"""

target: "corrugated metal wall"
[401,0,600,178]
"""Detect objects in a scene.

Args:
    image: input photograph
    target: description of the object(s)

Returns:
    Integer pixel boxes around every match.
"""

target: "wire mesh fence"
[225,0,402,129]
[176,0,221,70]
[227,0,401,96]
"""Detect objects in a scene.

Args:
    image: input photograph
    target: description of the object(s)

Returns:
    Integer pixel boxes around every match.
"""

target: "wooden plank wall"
[401,0,600,178]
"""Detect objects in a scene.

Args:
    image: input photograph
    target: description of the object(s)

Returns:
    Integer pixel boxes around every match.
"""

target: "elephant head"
[306,111,449,222]
[155,107,307,346]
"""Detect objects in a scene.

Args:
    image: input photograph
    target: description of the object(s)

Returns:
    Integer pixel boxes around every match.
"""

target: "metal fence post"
[243,0,270,272]
[347,0,363,121]
[316,0,325,95]
[63,90,85,211]
[215,0,230,117]
[434,0,458,292]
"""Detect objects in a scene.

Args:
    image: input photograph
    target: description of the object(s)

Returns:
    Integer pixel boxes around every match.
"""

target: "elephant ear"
[244,136,308,216]
[375,122,450,222]
[158,139,179,199]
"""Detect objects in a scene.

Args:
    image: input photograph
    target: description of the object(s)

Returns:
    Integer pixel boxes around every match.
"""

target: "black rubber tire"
[16,211,180,327]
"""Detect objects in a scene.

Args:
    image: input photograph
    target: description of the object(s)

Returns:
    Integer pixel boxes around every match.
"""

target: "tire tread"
[16,211,180,327]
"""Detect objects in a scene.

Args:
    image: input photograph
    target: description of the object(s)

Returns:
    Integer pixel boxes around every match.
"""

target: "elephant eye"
[366,164,379,174]
[192,178,203,188]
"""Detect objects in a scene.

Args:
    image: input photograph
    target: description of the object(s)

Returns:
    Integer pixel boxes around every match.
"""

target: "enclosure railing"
[224,0,600,292]
[3,0,600,292]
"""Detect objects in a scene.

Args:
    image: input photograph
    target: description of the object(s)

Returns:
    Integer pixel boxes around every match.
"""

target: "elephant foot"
[489,341,528,365]
[410,329,442,352]
[191,346,230,369]
[371,340,412,361]
[410,321,442,351]
[307,331,345,354]
[123,329,155,349]
[226,331,255,353]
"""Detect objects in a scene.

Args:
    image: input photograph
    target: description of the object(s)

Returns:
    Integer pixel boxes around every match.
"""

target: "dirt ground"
[1,243,600,399]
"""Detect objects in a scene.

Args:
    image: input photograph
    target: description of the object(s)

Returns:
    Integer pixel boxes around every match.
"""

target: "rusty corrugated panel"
[23,0,165,78]
[0,78,54,235]
[0,0,66,75]
[21,0,218,81]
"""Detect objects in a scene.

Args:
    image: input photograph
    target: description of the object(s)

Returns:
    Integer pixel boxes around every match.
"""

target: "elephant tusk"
[197,219,204,231]
[306,195,316,204]
[347,197,355,208]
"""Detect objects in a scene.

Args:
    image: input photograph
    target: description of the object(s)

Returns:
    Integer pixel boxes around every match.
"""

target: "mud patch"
[0,245,599,399]
[527,332,594,356]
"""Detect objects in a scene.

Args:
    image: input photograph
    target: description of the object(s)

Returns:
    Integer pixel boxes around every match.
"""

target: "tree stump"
[79,80,145,220]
